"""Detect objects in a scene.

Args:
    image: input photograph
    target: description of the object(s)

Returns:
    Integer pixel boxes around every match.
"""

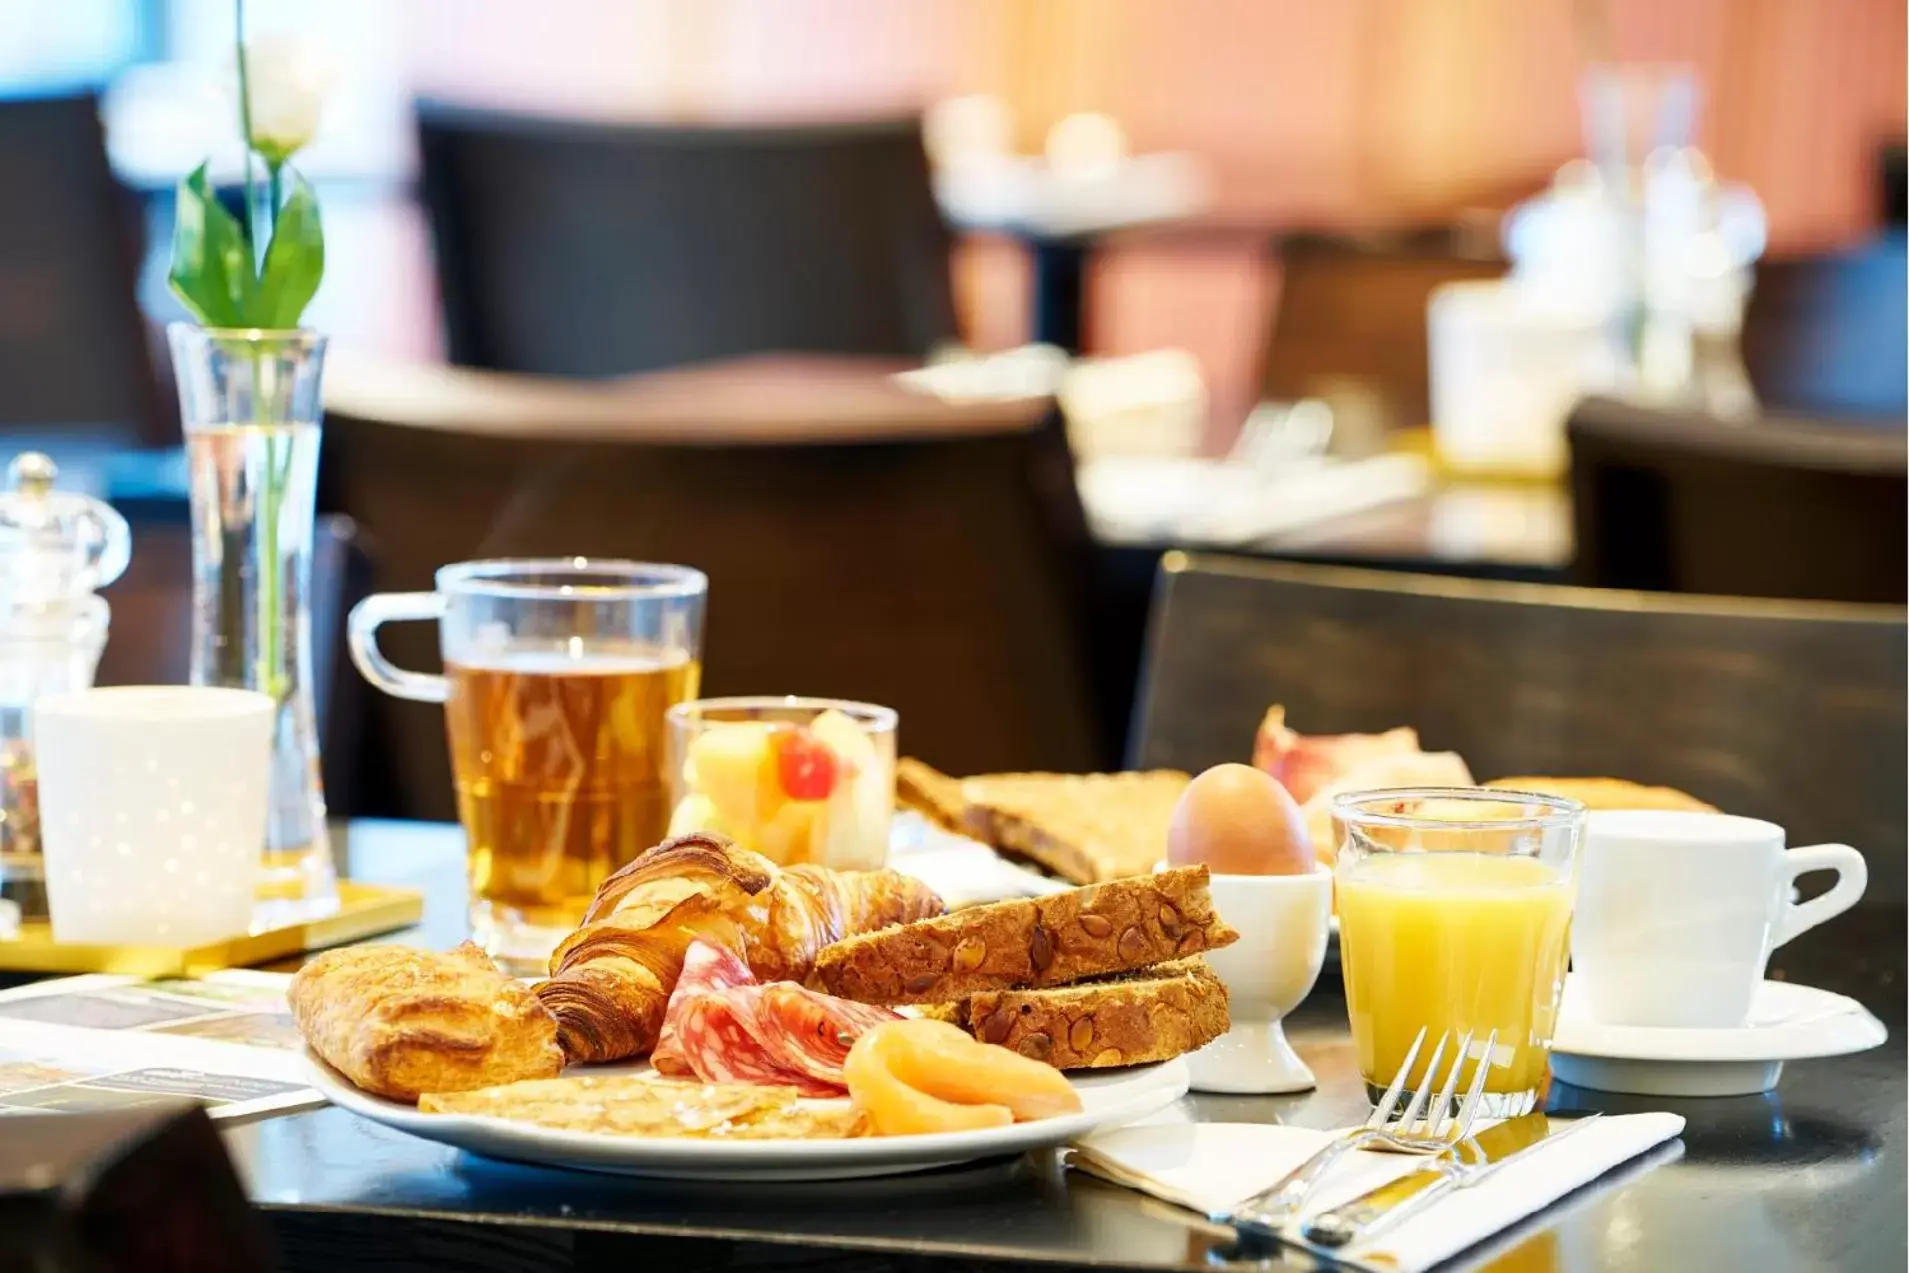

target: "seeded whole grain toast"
[895,759,1191,885]
[808,865,1237,1005]
[919,958,1228,1070]
[895,758,970,834]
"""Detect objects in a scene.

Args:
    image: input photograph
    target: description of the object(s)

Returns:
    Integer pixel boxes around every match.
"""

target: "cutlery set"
[1219,1027,1600,1253]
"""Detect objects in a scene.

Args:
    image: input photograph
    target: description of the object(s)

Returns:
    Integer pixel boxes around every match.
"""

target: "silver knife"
[1299,1112,1602,1249]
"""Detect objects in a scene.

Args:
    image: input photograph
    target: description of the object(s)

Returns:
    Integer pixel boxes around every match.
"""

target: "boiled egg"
[1166,763,1316,876]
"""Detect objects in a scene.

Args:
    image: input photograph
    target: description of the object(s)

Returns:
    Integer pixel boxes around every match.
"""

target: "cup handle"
[1774,843,1868,947]
[347,593,450,704]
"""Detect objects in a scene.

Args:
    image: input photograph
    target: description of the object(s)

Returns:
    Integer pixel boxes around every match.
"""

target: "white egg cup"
[1186,868,1334,1094]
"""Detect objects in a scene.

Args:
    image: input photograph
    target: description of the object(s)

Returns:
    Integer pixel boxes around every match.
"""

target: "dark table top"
[222,821,1904,1273]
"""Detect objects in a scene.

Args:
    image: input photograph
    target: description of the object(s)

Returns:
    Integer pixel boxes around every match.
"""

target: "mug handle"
[347,593,450,704]
[1774,843,1868,947]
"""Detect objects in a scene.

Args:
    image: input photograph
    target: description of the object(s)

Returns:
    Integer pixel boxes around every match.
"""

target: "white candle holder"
[36,686,274,947]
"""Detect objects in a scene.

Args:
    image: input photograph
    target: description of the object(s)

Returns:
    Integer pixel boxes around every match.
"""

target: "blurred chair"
[95,514,375,816]
[1130,553,1906,987]
[417,105,958,377]
[1259,228,1506,437]
[1566,396,1906,604]
[318,354,1105,821]
[1741,239,1907,420]
[0,95,168,440]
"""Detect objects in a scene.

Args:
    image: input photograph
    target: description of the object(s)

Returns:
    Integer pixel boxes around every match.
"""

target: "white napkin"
[886,810,1071,908]
[1071,1114,1684,1272]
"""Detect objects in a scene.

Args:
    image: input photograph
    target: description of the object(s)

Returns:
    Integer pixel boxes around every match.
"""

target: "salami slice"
[655,939,895,1096]
[653,940,755,1075]
[679,995,808,1088]
[702,991,851,1097]
[752,984,901,1085]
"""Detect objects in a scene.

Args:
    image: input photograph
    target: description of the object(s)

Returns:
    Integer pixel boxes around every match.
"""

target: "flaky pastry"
[290,941,563,1102]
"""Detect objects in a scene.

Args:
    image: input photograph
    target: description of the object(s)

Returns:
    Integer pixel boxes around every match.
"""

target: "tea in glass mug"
[349,560,706,964]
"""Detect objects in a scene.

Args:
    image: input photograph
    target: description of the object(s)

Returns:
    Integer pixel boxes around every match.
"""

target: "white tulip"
[240,35,336,165]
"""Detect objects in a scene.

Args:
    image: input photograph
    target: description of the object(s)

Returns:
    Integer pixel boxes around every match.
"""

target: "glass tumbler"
[1332,787,1585,1117]
[665,696,896,871]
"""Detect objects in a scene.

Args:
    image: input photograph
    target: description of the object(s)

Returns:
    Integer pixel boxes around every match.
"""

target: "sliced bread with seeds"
[808,866,1236,1006]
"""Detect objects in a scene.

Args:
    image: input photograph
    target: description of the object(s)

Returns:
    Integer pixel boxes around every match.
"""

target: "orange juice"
[1337,852,1574,1106]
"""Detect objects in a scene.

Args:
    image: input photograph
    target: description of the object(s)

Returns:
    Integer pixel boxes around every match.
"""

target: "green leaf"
[167,162,256,327]
[254,168,325,329]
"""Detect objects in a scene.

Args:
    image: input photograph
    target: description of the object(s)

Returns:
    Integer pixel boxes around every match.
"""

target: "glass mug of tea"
[347,560,706,964]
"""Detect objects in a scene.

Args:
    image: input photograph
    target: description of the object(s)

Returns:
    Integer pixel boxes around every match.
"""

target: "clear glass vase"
[168,325,333,902]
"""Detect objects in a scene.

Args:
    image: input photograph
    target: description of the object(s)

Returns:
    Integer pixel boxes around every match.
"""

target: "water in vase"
[185,420,329,897]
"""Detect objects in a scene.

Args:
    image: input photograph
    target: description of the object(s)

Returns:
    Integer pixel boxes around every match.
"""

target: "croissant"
[536,833,943,1063]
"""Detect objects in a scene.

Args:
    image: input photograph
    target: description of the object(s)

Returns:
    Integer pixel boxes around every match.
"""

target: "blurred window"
[0,0,153,95]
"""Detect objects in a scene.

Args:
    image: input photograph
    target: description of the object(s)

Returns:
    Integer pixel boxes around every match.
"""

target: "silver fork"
[1223,1027,1498,1241]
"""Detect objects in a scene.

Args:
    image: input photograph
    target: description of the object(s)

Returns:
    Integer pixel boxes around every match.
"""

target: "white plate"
[306,1050,1189,1181]
[1550,979,1887,1098]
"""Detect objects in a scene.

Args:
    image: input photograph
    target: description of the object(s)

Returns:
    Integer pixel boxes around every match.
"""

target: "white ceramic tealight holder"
[36,686,274,947]
[1186,868,1334,1094]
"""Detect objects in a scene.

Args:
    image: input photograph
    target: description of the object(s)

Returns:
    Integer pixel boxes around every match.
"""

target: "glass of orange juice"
[1332,787,1584,1117]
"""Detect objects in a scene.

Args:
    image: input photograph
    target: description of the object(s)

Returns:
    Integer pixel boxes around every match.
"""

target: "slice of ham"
[1252,706,1424,804]
[654,940,900,1095]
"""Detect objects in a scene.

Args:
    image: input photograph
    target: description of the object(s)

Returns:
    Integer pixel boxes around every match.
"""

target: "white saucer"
[1550,979,1888,1097]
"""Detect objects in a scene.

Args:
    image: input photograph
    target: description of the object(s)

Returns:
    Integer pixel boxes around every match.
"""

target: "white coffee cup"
[37,686,273,947]
[1572,810,1867,1029]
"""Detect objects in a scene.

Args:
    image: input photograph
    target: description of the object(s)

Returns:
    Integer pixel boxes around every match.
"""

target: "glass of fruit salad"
[664,697,897,870]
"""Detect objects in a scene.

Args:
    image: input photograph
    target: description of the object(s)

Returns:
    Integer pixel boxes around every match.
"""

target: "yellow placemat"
[0,881,423,977]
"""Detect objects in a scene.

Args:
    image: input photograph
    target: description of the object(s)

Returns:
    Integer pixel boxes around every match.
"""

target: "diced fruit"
[809,709,878,776]
[757,798,822,866]
[772,727,840,801]
[815,771,880,871]
[811,710,890,866]
[688,722,779,828]
[850,759,892,862]
[815,793,859,870]
[667,793,728,840]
